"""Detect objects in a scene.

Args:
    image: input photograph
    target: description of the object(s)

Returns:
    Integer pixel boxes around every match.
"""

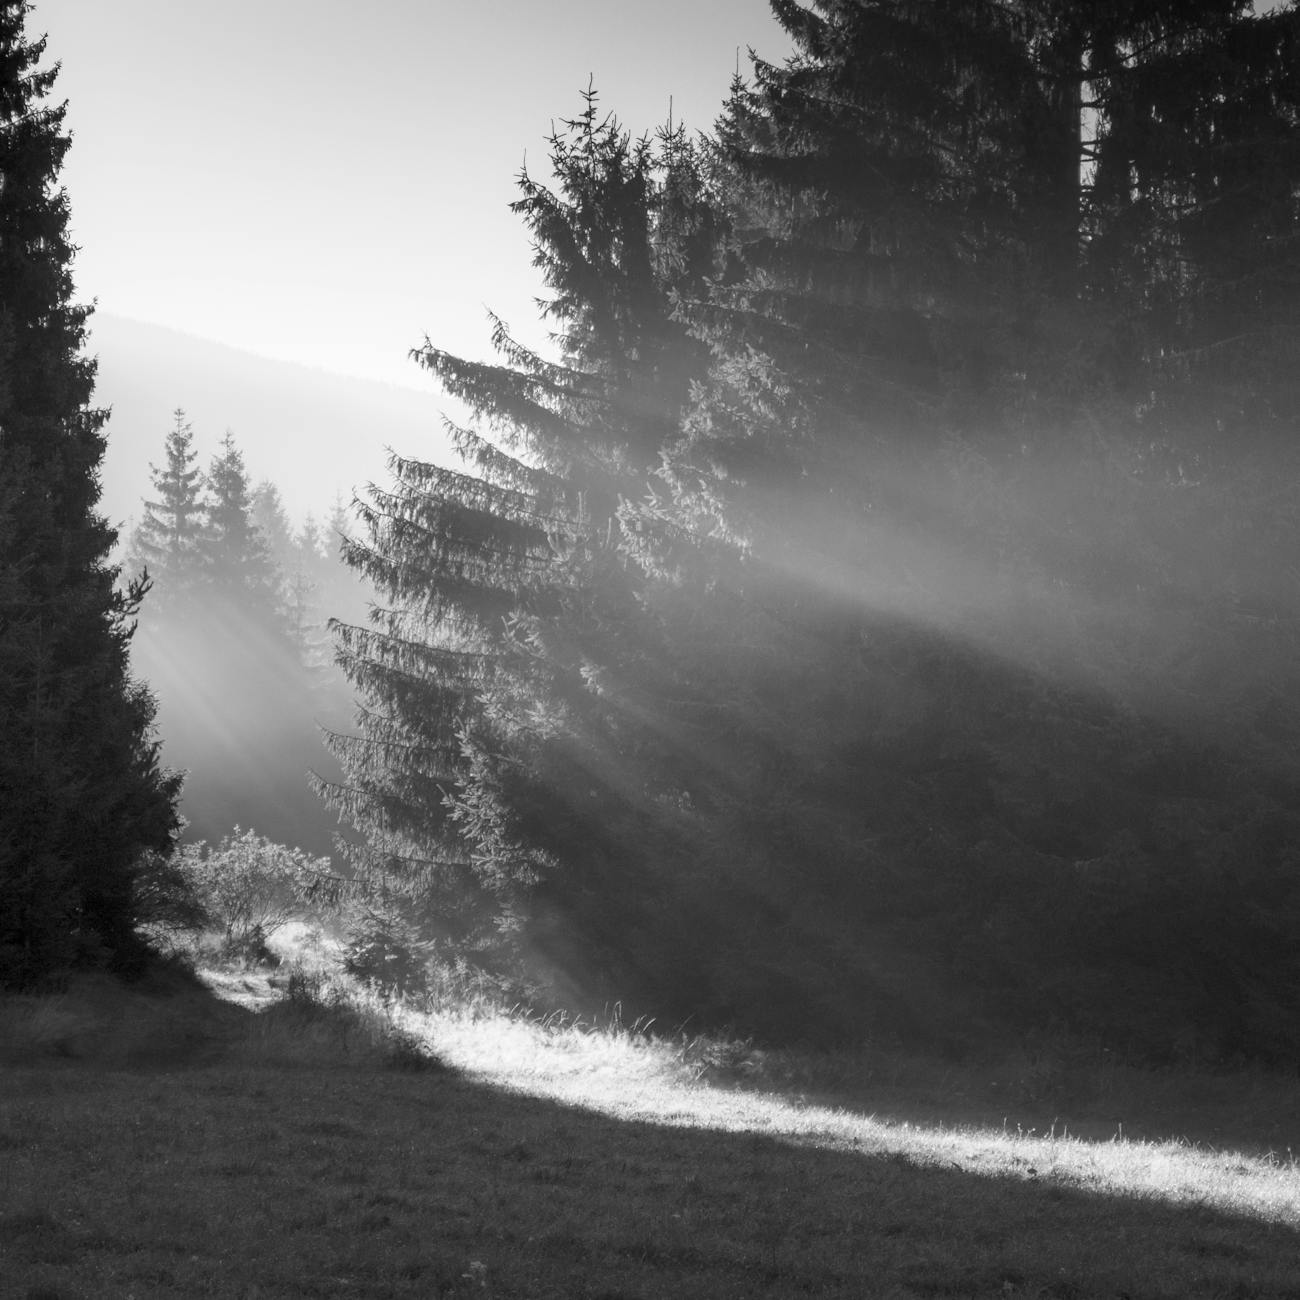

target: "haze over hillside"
[89,313,454,529]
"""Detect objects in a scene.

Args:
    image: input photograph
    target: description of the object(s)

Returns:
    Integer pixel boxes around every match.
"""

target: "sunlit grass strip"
[408,999,1300,1227]
[4,961,1299,1298]
[205,933,1300,1230]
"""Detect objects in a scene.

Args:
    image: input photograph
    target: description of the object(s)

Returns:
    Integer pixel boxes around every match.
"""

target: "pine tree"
[1084,1,1300,455]
[657,0,1300,654]
[320,95,730,990]
[0,3,180,985]
[250,477,318,656]
[327,20,1300,1050]
[202,432,279,616]
[129,408,205,605]
[250,479,295,575]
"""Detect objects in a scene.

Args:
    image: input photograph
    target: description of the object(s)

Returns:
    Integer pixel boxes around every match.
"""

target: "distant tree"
[251,478,330,662]
[250,479,295,576]
[202,432,279,616]
[315,494,373,629]
[0,3,180,985]
[128,408,206,603]
[290,514,330,622]
[123,409,377,856]
[324,495,351,548]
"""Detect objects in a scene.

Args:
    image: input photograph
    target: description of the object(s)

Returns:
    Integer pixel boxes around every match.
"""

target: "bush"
[175,829,331,961]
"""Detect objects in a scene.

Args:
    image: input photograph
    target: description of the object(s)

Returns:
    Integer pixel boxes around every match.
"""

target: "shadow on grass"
[3,1045,1298,1299]
[2,970,456,1089]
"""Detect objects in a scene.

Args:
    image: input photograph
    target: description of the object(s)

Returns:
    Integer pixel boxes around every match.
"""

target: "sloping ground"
[2,968,1297,1297]
[190,958,1300,1228]
[0,967,254,1070]
[415,1006,1300,1229]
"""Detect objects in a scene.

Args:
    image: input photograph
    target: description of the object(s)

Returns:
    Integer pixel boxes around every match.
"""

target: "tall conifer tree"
[0,3,179,984]
[321,96,730,987]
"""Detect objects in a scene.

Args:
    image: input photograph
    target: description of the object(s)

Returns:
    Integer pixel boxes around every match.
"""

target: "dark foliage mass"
[0,2,180,986]
[320,2,1300,1062]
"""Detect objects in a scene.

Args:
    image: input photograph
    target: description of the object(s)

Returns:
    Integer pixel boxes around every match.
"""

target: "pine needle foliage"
[130,409,206,606]
[320,91,726,983]
[0,3,180,986]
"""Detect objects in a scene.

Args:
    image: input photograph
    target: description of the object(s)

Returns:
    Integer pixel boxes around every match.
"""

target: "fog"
[91,313,454,531]
[130,597,343,857]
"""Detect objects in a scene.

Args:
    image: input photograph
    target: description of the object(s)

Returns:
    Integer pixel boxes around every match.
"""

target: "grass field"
[1,954,1298,1298]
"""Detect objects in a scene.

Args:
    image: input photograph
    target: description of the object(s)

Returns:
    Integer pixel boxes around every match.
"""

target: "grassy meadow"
[1,936,1299,1299]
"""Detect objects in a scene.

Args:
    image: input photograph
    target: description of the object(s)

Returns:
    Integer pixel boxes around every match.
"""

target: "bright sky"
[36,0,792,392]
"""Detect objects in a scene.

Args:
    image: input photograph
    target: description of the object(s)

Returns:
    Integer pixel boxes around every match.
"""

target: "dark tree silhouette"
[669,0,1300,1053]
[0,2,180,985]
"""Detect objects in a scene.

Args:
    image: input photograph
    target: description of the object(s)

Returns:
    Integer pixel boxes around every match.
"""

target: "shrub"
[176,829,331,961]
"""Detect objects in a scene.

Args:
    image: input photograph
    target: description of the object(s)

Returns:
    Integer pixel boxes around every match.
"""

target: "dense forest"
[4,0,1300,1066]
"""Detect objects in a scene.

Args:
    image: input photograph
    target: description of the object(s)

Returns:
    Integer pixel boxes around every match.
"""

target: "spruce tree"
[0,3,180,985]
[250,480,295,579]
[320,96,730,990]
[666,0,1299,658]
[129,408,206,605]
[202,432,279,617]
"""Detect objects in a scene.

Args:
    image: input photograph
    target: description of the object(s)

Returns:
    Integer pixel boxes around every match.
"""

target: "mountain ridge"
[90,312,453,529]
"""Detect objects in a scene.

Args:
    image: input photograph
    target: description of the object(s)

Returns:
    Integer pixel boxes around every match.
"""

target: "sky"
[37,0,792,391]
